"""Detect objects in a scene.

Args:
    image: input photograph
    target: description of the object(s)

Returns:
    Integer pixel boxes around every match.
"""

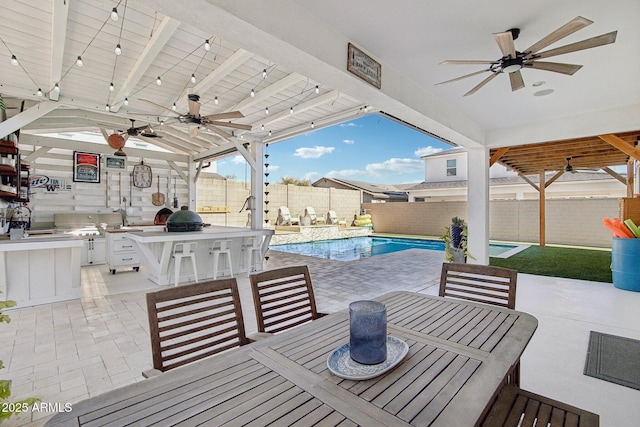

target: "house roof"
[313,177,408,200]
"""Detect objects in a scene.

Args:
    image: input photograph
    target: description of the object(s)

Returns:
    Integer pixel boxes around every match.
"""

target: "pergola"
[490,131,640,245]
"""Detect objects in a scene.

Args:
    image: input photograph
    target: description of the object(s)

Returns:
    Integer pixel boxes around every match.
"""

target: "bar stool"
[240,236,263,274]
[210,239,233,279]
[171,242,198,286]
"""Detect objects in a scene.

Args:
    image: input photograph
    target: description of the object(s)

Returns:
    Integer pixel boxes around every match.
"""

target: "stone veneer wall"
[270,225,371,245]
[363,198,619,248]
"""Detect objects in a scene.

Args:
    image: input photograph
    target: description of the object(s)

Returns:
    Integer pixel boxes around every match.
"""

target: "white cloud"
[231,155,246,164]
[326,169,363,178]
[414,146,443,158]
[343,139,355,144]
[365,158,423,176]
[304,171,321,181]
[294,146,335,159]
[339,122,358,127]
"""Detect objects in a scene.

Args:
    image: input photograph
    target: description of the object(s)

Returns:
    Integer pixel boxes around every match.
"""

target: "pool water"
[270,236,517,262]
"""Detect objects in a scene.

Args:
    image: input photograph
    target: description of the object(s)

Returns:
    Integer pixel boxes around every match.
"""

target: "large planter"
[611,237,640,292]
[450,224,464,249]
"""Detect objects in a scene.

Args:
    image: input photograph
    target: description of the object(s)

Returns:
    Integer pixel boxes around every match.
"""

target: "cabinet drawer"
[112,253,140,265]
[114,240,135,251]
[110,233,131,242]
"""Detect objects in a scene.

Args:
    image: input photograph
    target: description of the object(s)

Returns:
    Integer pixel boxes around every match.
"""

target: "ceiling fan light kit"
[437,16,617,96]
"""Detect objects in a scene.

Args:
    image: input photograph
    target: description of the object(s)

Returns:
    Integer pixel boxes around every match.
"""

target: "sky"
[214,114,455,185]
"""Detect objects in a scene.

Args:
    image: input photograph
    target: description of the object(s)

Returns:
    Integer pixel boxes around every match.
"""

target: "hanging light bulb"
[261,124,265,131]
[76,56,84,67]
[268,130,272,136]
[190,73,196,84]
[105,104,110,111]
[171,103,177,111]
[124,97,129,106]
[114,44,122,56]
[290,106,294,114]
[10,55,18,66]
[214,96,219,105]
[250,89,255,98]
[53,83,60,93]
[311,122,315,129]
[109,82,115,92]
[262,69,267,79]
[364,105,368,113]
[156,76,162,86]
[265,107,269,115]
[204,39,211,51]
[36,88,43,97]
[315,85,319,94]
[111,7,118,21]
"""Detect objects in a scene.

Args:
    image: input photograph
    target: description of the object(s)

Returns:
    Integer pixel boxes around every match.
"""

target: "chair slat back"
[146,278,250,372]
[439,263,517,309]
[250,265,322,334]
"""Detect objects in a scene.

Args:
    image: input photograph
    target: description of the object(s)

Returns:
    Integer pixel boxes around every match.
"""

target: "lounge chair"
[304,206,320,225]
[276,206,300,226]
[326,210,346,227]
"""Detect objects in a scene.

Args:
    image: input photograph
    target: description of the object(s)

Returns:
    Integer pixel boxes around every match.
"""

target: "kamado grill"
[166,206,204,232]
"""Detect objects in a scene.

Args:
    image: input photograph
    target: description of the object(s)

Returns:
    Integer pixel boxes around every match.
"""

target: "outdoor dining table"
[44,291,538,426]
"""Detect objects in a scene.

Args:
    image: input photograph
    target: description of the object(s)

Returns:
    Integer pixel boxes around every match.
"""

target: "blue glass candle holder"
[349,300,387,365]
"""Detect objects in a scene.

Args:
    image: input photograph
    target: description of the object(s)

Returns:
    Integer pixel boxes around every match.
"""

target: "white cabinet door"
[91,238,106,265]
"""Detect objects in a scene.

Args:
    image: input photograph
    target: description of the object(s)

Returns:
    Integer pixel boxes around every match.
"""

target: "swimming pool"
[270,236,518,262]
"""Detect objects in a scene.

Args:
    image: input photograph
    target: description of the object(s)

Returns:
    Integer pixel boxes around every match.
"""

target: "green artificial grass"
[490,245,612,283]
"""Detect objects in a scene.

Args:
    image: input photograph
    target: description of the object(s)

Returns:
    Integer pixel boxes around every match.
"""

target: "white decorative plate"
[327,336,409,380]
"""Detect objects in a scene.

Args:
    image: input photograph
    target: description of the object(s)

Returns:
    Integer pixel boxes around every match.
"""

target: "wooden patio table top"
[44,291,538,426]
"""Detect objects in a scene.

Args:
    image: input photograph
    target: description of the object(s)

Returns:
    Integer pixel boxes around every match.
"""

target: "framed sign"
[347,42,382,89]
[105,155,127,170]
[73,151,101,183]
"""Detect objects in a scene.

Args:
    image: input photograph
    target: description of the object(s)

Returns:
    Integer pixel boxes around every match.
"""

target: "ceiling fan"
[563,156,599,173]
[436,16,617,96]
[104,119,161,156]
[140,94,252,139]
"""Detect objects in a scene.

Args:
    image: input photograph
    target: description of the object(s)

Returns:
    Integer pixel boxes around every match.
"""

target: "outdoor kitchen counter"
[124,226,274,286]
[0,236,83,307]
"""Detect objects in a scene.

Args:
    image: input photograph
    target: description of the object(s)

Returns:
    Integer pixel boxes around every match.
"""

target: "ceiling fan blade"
[203,111,244,120]
[139,99,181,116]
[493,31,516,58]
[435,69,492,86]
[187,98,201,116]
[203,124,232,140]
[464,72,500,96]
[524,16,593,56]
[534,31,617,59]
[509,70,525,91]
[206,121,252,131]
[440,60,496,65]
[188,125,199,138]
[526,61,583,75]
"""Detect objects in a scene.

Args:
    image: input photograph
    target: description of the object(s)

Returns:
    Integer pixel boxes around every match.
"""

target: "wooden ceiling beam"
[489,147,510,166]
[598,134,640,162]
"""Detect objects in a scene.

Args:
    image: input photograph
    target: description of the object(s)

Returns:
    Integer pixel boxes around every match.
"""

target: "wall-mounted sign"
[73,151,100,183]
[347,42,382,89]
[30,175,72,193]
[105,155,127,170]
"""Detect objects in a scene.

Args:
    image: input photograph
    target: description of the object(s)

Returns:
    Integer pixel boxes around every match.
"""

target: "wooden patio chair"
[439,262,518,309]
[482,384,599,427]
[144,278,251,376]
[250,265,326,334]
[440,262,520,384]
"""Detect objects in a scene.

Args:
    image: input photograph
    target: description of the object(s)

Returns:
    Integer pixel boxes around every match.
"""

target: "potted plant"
[442,216,473,263]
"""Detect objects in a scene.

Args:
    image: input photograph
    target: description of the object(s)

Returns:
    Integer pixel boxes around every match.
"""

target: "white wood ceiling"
[0,0,366,158]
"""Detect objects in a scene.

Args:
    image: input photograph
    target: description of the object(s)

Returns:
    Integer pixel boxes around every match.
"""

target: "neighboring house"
[313,177,408,203]
[408,148,628,201]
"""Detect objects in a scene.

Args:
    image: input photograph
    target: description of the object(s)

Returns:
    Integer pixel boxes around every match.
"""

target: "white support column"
[188,156,196,210]
[251,141,264,230]
[467,147,490,265]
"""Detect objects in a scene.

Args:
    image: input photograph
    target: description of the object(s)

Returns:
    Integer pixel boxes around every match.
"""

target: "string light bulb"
[268,130,272,136]
[53,83,60,93]
[110,7,118,21]
[105,104,110,111]
[156,76,162,86]
[114,44,122,56]
[262,69,267,79]
[311,122,315,128]
[10,55,18,66]
[250,89,255,97]
[265,107,269,115]
[364,105,368,113]
[109,82,115,92]
[214,96,218,105]
[171,103,177,111]
[124,97,129,106]
[204,39,211,51]
[315,85,319,94]
[290,107,294,114]
[261,124,265,131]
[76,56,84,67]
[36,88,43,97]
[190,73,196,84]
